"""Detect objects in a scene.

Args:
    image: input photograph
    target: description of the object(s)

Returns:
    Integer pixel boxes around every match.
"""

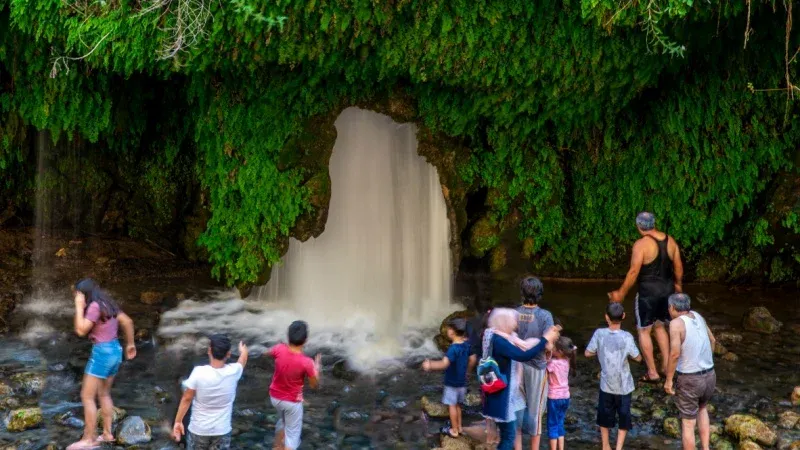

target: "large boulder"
[421,396,449,418]
[743,307,782,334]
[116,416,151,445]
[5,407,42,432]
[725,414,777,447]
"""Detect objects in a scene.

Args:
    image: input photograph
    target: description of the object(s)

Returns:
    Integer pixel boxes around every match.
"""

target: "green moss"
[1,0,798,285]
[6,407,42,432]
[469,217,500,258]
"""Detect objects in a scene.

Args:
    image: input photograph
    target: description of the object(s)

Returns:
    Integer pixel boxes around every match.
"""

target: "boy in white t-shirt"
[172,334,249,450]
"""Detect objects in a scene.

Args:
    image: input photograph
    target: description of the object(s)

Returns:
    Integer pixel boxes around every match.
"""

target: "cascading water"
[159,108,457,371]
[253,107,452,331]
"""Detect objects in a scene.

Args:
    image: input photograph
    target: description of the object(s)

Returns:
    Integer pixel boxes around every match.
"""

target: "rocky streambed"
[0,228,799,449]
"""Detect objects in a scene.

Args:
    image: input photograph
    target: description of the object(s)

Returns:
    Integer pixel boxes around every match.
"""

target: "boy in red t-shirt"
[266,321,321,450]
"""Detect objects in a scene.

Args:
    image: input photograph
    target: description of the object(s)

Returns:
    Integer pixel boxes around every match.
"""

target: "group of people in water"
[422,212,716,450]
[65,212,717,450]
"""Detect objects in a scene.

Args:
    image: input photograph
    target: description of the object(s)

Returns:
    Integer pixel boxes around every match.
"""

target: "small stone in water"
[47,363,66,371]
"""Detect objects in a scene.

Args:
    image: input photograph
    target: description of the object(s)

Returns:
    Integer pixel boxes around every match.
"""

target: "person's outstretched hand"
[172,422,184,442]
[239,341,248,354]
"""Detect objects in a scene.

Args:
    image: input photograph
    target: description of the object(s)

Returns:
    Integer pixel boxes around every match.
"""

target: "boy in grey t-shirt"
[585,303,642,450]
[516,276,554,449]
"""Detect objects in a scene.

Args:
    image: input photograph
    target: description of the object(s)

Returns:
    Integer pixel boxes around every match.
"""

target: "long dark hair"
[554,336,578,377]
[75,278,120,322]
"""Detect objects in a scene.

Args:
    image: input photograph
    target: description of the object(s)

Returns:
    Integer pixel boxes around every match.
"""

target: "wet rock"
[421,396,449,418]
[715,438,735,450]
[0,382,10,396]
[0,397,20,410]
[725,414,777,447]
[739,441,763,450]
[135,328,152,341]
[714,342,729,356]
[779,411,800,429]
[631,407,645,418]
[792,387,800,406]
[790,441,800,450]
[651,407,667,420]
[116,416,151,445]
[718,332,744,344]
[55,248,67,257]
[140,291,165,305]
[663,417,681,438]
[154,386,171,404]
[332,360,358,381]
[98,406,127,428]
[465,392,481,407]
[56,411,85,429]
[436,435,474,450]
[9,372,45,396]
[743,307,782,334]
[5,407,42,432]
[723,352,740,362]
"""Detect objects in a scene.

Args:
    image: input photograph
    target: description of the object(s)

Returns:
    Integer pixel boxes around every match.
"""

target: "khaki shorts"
[676,370,716,420]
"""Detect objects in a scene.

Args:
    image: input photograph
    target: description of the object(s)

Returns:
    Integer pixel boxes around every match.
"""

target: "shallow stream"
[1,279,798,449]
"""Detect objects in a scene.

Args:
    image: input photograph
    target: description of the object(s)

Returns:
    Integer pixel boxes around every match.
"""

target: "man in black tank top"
[608,212,684,382]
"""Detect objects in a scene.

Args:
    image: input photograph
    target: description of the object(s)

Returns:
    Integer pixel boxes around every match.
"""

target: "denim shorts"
[85,340,123,379]
[441,386,466,406]
[186,431,231,450]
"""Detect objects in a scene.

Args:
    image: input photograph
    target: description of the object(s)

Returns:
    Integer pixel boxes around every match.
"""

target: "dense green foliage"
[1,0,798,285]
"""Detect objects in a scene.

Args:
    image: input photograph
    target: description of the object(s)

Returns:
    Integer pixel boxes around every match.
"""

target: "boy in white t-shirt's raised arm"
[172,334,249,450]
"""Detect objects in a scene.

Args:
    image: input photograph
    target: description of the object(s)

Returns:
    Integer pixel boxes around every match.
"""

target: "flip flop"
[639,374,661,383]
[440,425,459,438]
[94,435,115,444]
[66,440,100,450]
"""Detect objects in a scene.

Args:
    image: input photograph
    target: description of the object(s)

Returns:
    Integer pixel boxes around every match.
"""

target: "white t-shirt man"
[183,363,244,436]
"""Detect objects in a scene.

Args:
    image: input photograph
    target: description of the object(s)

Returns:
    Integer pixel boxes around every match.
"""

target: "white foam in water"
[19,320,60,345]
[159,108,458,372]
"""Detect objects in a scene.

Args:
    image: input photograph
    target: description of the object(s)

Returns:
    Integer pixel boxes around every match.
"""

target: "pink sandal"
[66,440,100,450]
[94,435,115,444]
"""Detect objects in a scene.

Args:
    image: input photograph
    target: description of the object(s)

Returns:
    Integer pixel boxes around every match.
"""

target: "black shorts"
[596,391,632,430]
[635,294,671,329]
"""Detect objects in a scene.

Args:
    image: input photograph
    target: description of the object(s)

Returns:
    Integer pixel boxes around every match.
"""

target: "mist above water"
[159,108,457,371]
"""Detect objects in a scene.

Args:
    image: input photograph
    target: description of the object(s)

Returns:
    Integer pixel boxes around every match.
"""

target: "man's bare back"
[634,231,680,267]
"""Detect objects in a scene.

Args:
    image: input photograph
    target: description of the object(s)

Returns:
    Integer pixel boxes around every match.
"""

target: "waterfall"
[159,108,456,371]
[252,107,452,330]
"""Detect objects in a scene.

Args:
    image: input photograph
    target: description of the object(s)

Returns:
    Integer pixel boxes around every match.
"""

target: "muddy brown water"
[1,279,798,449]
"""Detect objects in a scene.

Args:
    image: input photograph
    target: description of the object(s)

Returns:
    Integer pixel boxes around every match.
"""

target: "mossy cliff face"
[2,0,800,287]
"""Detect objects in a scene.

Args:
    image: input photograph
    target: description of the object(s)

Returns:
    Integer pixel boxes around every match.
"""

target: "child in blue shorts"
[423,318,476,438]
